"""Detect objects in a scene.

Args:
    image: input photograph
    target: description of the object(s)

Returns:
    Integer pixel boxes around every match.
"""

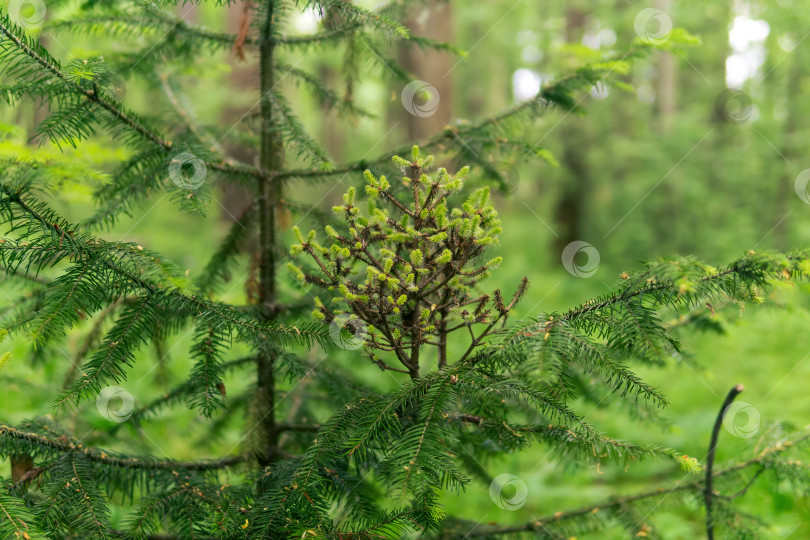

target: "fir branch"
[266,89,332,167]
[58,295,160,406]
[277,62,374,118]
[38,453,113,538]
[0,15,263,179]
[54,289,329,408]
[493,252,810,361]
[123,477,232,538]
[439,432,810,538]
[274,25,359,47]
[456,376,679,465]
[186,324,231,417]
[46,12,244,46]
[278,45,653,182]
[304,0,409,38]
[128,356,255,426]
[0,424,244,471]
[1,182,328,355]
[0,479,44,539]
[193,203,255,294]
[0,15,166,147]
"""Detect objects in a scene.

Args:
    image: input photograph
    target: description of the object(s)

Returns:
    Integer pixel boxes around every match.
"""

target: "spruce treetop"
[290,146,524,377]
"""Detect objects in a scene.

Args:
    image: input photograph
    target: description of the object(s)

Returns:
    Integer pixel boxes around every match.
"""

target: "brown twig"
[705,383,745,540]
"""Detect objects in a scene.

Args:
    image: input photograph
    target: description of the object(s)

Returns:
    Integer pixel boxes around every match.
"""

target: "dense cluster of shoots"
[289,146,528,377]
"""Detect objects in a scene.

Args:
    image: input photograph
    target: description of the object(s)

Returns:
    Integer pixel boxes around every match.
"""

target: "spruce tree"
[0,1,808,539]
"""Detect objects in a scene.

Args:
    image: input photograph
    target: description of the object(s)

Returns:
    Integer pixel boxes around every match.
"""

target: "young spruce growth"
[290,146,526,379]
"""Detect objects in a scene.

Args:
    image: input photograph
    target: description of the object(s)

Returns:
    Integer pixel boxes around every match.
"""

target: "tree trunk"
[397,1,454,141]
[221,1,258,221]
[553,6,590,255]
[651,0,678,247]
[319,4,346,160]
[774,47,802,249]
[655,0,677,135]
[256,1,283,467]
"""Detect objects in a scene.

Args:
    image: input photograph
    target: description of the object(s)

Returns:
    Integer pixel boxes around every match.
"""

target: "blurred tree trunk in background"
[703,1,732,249]
[554,5,591,255]
[656,0,677,134]
[220,1,257,221]
[774,41,804,249]
[458,22,485,123]
[652,0,679,245]
[398,1,454,140]
[318,62,344,159]
[319,5,345,160]
[603,0,635,211]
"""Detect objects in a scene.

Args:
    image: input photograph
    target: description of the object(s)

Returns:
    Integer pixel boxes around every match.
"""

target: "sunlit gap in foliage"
[511,21,617,103]
[726,8,770,87]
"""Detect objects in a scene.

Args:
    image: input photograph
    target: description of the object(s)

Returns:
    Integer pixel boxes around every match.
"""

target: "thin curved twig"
[706,383,745,540]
